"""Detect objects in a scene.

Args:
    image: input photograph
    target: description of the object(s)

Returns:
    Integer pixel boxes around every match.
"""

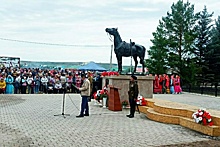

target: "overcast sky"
[1,0,220,65]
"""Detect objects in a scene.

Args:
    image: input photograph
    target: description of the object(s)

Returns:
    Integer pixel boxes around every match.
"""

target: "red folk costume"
[153,74,162,93]
[154,75,159,89]
[159,75,163,90]
[174,75,182,93]
[165,75,170,88]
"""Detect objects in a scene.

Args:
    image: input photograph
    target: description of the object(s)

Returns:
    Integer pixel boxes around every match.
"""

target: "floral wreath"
[136,95,147,106]
[121,100,128,106]
[101,71,119,77]
[192,109,213,126]
[93,87,108,101]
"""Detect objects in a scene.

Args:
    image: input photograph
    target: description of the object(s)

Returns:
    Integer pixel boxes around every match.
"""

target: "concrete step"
[146,108,179,125]
[180,117,220,137]
[153,102,195,118]
[145,98,220,126]
[145,107,220,136]
[138,106,150,114]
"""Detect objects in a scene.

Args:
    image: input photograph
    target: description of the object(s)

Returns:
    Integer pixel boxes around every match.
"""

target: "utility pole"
[130,39,132,73]
[110,44,113,71]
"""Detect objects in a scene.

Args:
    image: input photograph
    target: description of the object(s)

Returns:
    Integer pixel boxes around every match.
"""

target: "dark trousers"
[42,85,48,93]
[21,86,27,94]
[80,96,89,116]
[0,88,5,94]
[14,87,20,94]
[129,98,136,116]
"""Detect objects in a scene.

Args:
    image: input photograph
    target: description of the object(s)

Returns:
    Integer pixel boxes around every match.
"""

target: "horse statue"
[105,28,146,73]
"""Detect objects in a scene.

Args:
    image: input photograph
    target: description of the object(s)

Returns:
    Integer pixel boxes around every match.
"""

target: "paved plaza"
[0,93,220,146]
[154,92,220,111]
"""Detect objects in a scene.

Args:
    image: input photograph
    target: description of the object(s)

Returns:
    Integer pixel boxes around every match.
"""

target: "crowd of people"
[153,74,182,94]
[0,66,183,96]
[0,66,102,95]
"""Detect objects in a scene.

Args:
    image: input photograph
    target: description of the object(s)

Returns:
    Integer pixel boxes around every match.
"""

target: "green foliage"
[194,6,214,84]
[121,100,128,106]
[146,20,168,74]
[207,16,220,83]
[146,0,217,86]
[162,0,199,77]
[100,93,108,99]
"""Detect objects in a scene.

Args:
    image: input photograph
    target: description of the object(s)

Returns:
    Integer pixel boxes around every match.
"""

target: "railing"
[182,84,220,97]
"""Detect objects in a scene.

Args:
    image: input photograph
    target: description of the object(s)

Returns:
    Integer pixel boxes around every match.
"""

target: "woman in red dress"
[174,75,182,94]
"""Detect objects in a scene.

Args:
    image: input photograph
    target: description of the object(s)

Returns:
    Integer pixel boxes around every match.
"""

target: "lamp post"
[109,45,113,71]
[130,39,132,73]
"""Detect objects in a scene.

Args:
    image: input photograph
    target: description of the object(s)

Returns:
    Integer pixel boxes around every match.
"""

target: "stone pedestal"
[102,75,154,102]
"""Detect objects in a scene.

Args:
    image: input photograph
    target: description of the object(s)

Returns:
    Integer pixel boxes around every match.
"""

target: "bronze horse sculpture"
[105,28,146,73]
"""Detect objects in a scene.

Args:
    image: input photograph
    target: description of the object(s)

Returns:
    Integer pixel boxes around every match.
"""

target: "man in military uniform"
[127,75,139,118]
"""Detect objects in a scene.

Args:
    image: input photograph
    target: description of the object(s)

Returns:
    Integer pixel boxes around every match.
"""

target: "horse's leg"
[116,55,120,73]
[140,57,145,73]
[116,55,122,73]
[133,56,138,73]
[118,56,122,73]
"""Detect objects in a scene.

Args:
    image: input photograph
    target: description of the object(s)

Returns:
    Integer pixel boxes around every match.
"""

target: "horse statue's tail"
[140,45,146,69]
[142,45,146,59]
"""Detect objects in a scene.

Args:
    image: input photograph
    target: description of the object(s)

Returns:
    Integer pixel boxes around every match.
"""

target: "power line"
[0,37,109,47]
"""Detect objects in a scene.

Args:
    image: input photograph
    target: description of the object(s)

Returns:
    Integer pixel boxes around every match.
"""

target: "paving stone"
[0,94,219,146]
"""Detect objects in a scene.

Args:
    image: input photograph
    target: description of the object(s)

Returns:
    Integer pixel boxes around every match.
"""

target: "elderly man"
[76,74,90,118]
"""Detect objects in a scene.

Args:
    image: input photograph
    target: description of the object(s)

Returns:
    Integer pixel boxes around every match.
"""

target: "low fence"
[182,85,220,97]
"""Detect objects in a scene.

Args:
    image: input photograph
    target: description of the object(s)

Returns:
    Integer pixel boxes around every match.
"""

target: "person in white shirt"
[14,74,21,94]
[41,74,48,93]
[60,73,67,88]
[54,80,62,94]
[27,74,34,94]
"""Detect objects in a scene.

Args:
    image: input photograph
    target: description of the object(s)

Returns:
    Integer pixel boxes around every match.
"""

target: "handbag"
[22,82,27,86]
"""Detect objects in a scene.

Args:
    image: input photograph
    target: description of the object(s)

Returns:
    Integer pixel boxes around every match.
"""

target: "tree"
[208,16,220,85]
[145,20,168,74]
[162,0,198,80]
[194,6,213,84]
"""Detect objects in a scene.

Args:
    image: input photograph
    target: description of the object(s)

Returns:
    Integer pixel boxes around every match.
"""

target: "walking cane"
[136,103,140,114]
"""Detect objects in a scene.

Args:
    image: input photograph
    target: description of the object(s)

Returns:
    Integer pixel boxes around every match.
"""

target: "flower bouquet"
[136,95,147,106]
[121,100,128,107]
[121,100,129,108]
[101,71,119,77]
[192,109,213,126]
[93,88,108,106]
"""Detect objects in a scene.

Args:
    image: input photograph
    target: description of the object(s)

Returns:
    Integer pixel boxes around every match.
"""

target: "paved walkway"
[154,92,220,111]
[0,93,219,146]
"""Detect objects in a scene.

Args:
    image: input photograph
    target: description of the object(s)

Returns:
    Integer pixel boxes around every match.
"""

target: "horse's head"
[105,28,118,36]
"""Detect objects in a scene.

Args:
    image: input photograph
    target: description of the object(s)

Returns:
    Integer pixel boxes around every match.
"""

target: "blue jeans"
[35,85,39,94]
[80,96,89,115]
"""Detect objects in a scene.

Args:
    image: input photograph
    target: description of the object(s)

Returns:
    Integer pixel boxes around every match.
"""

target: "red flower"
[202,118,207,125]
[193,109,213,126]
[101,71,119,77]
[93,92,97,99]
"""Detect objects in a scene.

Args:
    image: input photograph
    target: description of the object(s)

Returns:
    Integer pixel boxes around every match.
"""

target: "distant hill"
[20,61,130,71]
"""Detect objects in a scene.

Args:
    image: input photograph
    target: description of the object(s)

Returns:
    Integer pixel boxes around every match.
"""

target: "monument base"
[102,75,154,103]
